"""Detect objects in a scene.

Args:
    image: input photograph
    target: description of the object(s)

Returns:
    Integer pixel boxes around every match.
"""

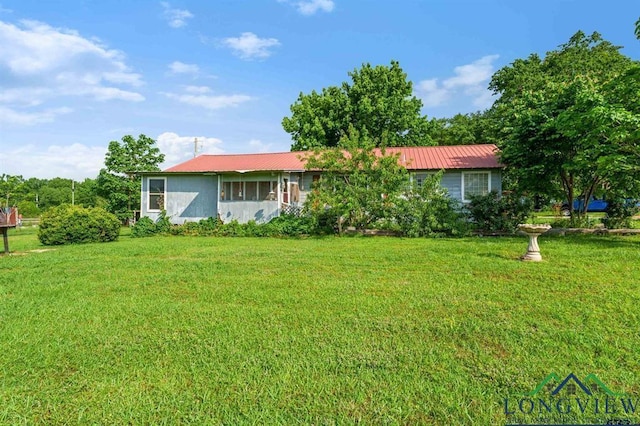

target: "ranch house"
[140,144,502,224]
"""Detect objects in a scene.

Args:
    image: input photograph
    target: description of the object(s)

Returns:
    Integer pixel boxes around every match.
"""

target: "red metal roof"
[163,144,501,173]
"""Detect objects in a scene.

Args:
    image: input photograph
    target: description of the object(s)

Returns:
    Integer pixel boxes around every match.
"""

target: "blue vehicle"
[561,197,640,216]
[561,197,608,216]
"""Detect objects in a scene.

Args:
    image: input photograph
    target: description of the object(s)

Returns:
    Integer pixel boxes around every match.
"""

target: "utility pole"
[71,180,75,205]
[194,137,199,158]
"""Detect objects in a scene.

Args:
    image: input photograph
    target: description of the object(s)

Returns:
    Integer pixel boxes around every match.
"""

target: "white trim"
[139,178,144,216]
[461,171,491,203]
[217,175,221,217]
[147,176,167,212]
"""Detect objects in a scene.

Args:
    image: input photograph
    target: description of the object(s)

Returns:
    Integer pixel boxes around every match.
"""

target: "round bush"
[38,205,121,245]
[130,216,157,238]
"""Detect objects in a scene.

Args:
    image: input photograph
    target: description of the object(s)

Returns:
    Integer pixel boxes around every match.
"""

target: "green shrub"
[131,212,174,237]
[309,208,340,235]
[131,214,320,238]
[131,217,157,238]
[602,199,639,229]
[155,211,172,234]
[175,221,201,236]
[392,174,469,237]
[218,220,245,237]
[38,204,120,245]
[263,214,317,236]
[197,217,222,235]
[467,191,533,233]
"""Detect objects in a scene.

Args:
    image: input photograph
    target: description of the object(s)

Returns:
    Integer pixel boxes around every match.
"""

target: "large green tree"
[303,128,410,232]
[0,174,25,208]
[283,61,433,150]
[428,111,499,146]
[97,134,164,223]
[489,31,638,218]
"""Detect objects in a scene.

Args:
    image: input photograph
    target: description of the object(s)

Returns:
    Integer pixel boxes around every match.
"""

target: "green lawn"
[1,229,639,424]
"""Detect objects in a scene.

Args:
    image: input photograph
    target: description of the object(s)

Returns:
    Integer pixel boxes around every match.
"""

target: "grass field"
[1,228,639,424]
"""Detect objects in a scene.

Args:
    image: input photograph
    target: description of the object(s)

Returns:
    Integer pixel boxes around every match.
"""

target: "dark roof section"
[163,144,501,173]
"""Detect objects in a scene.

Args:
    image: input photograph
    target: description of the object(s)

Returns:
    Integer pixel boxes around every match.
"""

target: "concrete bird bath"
[517,224,551,261]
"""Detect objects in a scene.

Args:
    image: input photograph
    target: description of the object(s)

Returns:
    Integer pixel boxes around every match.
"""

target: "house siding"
[219,201,279,223]
[142,175,218,224]
[141,168,502,224]
[441,171,463,201]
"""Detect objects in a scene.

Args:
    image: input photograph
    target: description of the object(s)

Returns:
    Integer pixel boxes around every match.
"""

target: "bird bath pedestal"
[518,224,551,262]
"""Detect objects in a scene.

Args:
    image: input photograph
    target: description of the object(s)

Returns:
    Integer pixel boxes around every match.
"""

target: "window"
[413,172,437,188]
[414,173,428,188]
[148,178,166,211]
[259,181,277,200]
[220,180,278,201]
[462,172,490,201]
[232,182,243,200]
[221,182,232,201]
[245,182,257,200]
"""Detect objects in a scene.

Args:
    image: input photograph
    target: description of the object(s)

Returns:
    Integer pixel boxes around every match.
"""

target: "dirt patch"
[1,248,57,257]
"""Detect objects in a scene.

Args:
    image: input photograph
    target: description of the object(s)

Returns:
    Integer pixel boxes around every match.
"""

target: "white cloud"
[221,32,280,60]
[296,0,335,15]
[160,2,193,28]
[443,55,499,89]
[279,0,334,15]
[103,71,144,86]
[168,61,199,74]
[249,139,274,153]
[0,88,50,106]
[415,79,450,108]
[162,86,252,110]
[156,132,224,166]
[416,55,499,109]
[471,90,497,109]
[0,20,144,126]
[0,142,106,180]
[184,85,211,94]
[78,86,145,102]
[0,106,72,126]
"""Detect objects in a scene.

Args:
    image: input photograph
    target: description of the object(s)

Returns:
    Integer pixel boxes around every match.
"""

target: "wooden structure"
[0,207,18,254]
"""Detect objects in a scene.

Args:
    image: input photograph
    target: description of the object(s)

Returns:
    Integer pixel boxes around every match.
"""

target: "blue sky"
[0,0,638,180]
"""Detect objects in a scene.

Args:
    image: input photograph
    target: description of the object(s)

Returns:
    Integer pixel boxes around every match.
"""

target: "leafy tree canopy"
[428,111,499,146]
[303,127,410,231]
[96,134,164,222]
[283,61,433,150]
[489,31,639,217]
[0,175,101,216]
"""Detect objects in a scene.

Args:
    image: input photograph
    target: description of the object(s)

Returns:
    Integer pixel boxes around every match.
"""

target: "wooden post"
[1,227,8,255]
[0,207,17,255]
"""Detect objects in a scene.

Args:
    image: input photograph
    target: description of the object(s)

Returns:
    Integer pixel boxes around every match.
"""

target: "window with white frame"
[462,171,490,201]
[148,178,166,211]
